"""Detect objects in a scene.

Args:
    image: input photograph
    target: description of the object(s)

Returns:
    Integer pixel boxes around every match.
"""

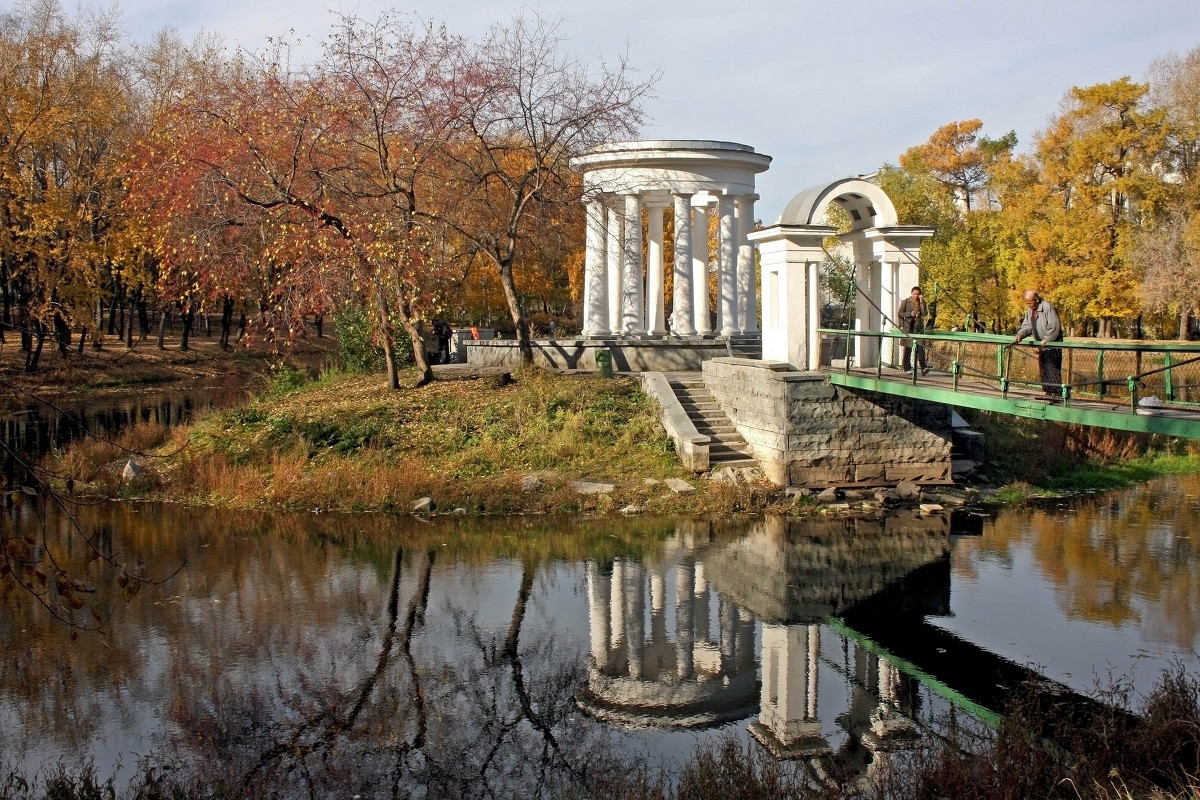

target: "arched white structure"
[750,178,934,370]
[571,141,772,339]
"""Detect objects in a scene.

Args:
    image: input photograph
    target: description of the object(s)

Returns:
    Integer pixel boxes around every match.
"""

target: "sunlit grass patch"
[65,367,690,512]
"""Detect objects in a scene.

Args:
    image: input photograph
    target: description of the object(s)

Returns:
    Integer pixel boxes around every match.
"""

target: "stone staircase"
[725,335,762,360]
[668,376,758,470]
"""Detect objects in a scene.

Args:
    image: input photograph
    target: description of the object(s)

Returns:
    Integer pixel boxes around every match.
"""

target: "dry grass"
[49,367,773,514]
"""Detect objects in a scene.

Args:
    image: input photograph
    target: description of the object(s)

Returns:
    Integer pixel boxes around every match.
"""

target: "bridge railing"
[817,328,1200,412]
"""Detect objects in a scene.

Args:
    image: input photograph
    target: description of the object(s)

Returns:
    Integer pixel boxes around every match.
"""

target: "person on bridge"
[898,286,929,375]
[1012,289,1064,397]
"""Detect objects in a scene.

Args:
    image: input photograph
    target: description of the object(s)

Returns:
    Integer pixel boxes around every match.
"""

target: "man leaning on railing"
[1012,289,1064,398]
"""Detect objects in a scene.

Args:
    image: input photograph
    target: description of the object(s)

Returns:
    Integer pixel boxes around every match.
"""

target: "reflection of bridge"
[820,328,1200,439]
[578,515,1137,786]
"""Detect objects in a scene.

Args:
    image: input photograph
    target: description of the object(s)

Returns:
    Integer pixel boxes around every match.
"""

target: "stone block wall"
[702,358,952,487]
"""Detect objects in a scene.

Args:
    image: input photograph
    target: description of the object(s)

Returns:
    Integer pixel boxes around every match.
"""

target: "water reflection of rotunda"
[579,557,758,727]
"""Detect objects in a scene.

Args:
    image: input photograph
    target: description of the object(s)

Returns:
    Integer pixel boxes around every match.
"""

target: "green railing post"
[1165,351,1175,401]
[1128,376,1138,413]
[1001,344,1012,398]
[952,360,961,392]
[1097,350,1106,397]
[875,333,883,379]
[996,344,1004,381]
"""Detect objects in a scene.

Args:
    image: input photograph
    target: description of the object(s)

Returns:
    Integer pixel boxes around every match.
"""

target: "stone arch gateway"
[750,178,934,370]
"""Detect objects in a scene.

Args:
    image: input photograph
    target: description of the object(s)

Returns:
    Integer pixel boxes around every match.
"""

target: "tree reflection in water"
[7,486,1200,798]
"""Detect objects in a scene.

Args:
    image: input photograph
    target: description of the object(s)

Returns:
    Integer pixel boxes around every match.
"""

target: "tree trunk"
[497,259,532,366]
[219,296,234,349]
[236,311,247,341]
[1182,307,1192,341]
[314,312,324,338]
[24,320,45,372]
[124,286,138,349]
[54,314,71,359]
[77,327,86,355]
[137,295,150,340]
[374,291,401,390]
[157,305,168,349]
[106,285,121,335]
[180,302,195,351]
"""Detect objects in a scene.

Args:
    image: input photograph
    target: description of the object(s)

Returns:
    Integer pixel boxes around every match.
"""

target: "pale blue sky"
[107,0,1200,220]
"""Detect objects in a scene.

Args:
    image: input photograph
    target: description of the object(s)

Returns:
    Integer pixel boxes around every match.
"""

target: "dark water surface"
[3,475,1200,795]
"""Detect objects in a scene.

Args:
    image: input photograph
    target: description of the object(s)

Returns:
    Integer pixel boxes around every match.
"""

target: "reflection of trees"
[159,549,606,798]
[955,476,1200,649]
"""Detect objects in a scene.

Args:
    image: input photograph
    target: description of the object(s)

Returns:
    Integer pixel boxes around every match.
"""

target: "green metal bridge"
[818,328,1200,439]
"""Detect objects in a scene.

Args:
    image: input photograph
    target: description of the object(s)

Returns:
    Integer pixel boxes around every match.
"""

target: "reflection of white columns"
[583,200,610,337]
[650,570,666,649]
[736,195,758,333]
[671,193,696,336]
[645,201,667,336]
[611,559,626,654]
[606,204,623,335]
[625,561,645,680]
[717,194,738,336]
[674,562,694,679]
[718,598,736,672]
[736,607,756,673]
[692,200,713,335]
[586,562,613,670]
[621,194,645,335]
[754,623,827,755]
[694,563,710,643]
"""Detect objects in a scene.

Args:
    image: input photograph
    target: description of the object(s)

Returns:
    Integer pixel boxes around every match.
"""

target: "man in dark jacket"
[897,286,928,374]
[432,319,452,364]
[1012,289,1063,397]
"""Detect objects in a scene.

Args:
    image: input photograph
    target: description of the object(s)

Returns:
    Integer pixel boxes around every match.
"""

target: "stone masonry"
[701,358,952,487]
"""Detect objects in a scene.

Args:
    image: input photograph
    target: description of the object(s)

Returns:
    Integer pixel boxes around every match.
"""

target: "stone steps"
[668,378,757,471]
[726,335,762,359]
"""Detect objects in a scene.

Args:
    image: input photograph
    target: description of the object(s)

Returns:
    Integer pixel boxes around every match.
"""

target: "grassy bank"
[53,367,777,515]
[965,410,1200,503]
[44,367,1200,515]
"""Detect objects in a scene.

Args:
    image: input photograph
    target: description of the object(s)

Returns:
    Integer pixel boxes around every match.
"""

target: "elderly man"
[1012,289,1063,397]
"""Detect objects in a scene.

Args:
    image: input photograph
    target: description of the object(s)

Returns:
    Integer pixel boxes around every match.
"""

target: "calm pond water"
[3,475,1199,796]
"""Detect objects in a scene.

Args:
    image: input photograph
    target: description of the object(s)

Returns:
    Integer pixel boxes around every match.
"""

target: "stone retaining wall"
[466,338,736,371]
[702,358,952,487]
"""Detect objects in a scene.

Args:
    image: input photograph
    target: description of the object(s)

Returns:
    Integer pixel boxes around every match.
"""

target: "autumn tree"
[0,0,135,369]
[899,119,1016,213]
[882,121,1017,331]
[1000,78,1169,336]
[1143,45,1200,336]
[426,15,654,364]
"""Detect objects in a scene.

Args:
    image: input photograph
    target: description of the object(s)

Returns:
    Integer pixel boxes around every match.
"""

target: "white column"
[583,199,610,337]
[692,202,712,335]
[645,201,667,336]
[736,195,758,334]
[717,194,738,337]
[671,193,696,336]
[621,194,644,336]
[808,260,821,370]
[606,203,623,336]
